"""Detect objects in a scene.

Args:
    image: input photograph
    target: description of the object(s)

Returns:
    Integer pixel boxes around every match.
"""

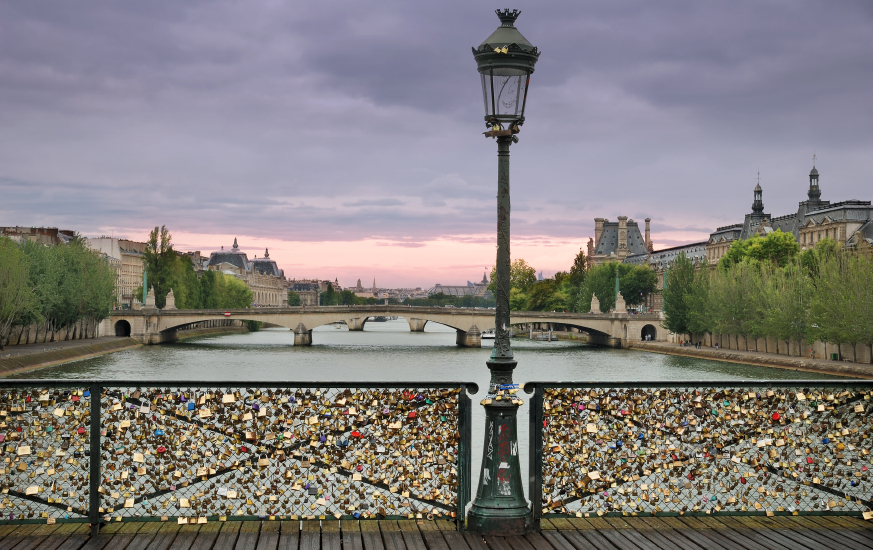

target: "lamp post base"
[466,360,532,536]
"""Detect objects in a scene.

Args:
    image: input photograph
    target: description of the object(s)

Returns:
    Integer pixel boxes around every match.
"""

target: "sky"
[1,1,872,288]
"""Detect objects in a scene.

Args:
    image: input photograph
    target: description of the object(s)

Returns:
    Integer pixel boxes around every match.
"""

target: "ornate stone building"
[706,165,873,259]
[204,238,288,306]
[86,237,147,308]
[587,217,653,267]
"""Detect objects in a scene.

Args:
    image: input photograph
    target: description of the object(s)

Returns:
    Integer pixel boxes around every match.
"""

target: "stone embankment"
[627,341,873,379]
[0,337,142,377]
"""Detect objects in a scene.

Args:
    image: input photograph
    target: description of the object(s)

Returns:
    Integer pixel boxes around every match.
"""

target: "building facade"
[705,165,873,260]
[86,238,147,308]
[587,217,653,267]
[203,238,288,307]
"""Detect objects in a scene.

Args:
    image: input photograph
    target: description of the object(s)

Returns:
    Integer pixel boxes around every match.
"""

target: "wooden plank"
[599,529,645,550]
[690,527,766,550]
[359,529,384,550]
[0,525,42,550]
[377,521,404,550]
[482,536,512,550]
[423,532,451,550]
[603,517,632,530]
[648,529,706,550]
[671,526,733,550]
[254,529,278,550]
[297,527,318,550]
[145,522,182,550]
[766,526,844,550]
[438,532,470,550]
[727,520,810,550]
[340,520,362,550]
[786,517,873,549]
[234,522,259,550]
[211,521,241,550]
[102,535,135,550]
[121,532,159,550]
[165,527,198,550]
[569,529,619,550]
[434,521,455,532]
[275,521,297,550]
[461,533,488,550]
[395,522,426,550]
[31,533,68,550]
[615,529,668,550]
[548,519,575,531]
[637,518,673,532]
[98,524,128,536]
[537,520,557,531]
[189,523,220,550]
[76,536,113,550]
[675,517,708,530]
[504,535,535,550]
[522,532,556,550]
[633,527,700,550]
[116,525,145,536]
[53,536,89,550]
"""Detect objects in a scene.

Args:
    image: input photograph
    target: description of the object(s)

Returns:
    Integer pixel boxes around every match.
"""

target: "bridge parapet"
[107,307,665,347]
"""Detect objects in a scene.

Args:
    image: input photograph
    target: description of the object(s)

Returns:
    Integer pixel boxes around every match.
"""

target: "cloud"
[1,0,871,286]
[342,198,405,207]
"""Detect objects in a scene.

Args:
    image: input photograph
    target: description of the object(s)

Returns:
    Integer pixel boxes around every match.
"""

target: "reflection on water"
[8,319,837,492]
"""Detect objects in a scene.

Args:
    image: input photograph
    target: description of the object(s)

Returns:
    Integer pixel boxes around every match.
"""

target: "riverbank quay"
[0,337,141,377]
[2,516,871,550]
[627,340,873,378]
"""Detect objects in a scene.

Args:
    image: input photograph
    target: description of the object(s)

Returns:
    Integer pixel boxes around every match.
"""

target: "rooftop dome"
[810,166,819,176]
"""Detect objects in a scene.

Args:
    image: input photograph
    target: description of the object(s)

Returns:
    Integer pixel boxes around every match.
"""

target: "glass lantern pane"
[481,73,490,117]
[494,74,524,117]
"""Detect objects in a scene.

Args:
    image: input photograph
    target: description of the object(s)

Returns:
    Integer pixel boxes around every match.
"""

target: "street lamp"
[467,9,540,536]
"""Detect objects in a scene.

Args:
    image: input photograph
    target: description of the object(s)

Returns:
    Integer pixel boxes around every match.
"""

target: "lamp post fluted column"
[466,135,532,535]
[468,9,539,535]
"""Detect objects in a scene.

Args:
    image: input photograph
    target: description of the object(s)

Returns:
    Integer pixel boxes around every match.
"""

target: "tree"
[0,238,38,349]
[619,264,658,307]
[287,291,302,306]
[719,230,799,269]
[488,259,537,293]
[661,253,696,334]
[170,255,201,309]
[569,248,588,287]
[143,226,176,308]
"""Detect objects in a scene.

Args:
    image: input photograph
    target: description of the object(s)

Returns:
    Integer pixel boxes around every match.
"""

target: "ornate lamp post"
[467,9,540,536]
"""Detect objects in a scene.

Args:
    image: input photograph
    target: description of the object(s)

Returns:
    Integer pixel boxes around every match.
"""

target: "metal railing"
[526,381,873,524]
[0,380,476,532]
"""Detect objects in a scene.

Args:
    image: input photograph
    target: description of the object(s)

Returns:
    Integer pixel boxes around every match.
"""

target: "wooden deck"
[1,515,872,550]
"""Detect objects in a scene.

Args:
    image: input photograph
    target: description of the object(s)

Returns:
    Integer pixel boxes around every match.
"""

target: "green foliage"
[0,238,39,349]
[568,248,588,287]
[488,259,537,293]
[661,254,696,334]
[190,269,252,309]
[143,225,176,308]
[575,262,658,313]
[319,285,381,306]
[665,242,873,352]
[719,230,800,269]
[0,235,116,348]
[287,291,302,306]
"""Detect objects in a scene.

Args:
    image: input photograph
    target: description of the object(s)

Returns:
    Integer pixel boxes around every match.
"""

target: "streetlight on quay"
[467,9,540,536]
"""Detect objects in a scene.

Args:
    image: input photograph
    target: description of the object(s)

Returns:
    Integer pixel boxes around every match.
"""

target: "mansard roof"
[594,221,648,256]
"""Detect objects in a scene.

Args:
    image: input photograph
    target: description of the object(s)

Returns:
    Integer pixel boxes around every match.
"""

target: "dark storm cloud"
[1,0,871,244]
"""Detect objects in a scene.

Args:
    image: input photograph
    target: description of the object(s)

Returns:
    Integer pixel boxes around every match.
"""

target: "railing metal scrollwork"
[526,381,873,524]
[0,380,476,533]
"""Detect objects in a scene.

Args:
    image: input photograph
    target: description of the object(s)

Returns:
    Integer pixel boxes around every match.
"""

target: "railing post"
[89,382,102,537]
[458,384,473,531]
[528,384,543,531]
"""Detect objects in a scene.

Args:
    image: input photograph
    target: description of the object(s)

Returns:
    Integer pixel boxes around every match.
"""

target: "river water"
[8,319,836,491]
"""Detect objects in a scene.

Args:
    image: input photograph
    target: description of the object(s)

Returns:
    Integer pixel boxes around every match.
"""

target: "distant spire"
[232,237,238,250]
[264,248,269,258]
[812,151,816,167]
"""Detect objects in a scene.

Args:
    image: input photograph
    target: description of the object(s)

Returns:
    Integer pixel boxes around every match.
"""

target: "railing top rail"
[523,379,870,392]
[0,379,479,393]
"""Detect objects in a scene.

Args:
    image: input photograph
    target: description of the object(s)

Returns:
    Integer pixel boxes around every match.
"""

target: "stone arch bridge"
[107,306,664,348]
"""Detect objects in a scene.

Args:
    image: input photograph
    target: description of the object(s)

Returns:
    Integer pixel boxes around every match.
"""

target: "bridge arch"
[641,324,657,341]
[114,320,131,337]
